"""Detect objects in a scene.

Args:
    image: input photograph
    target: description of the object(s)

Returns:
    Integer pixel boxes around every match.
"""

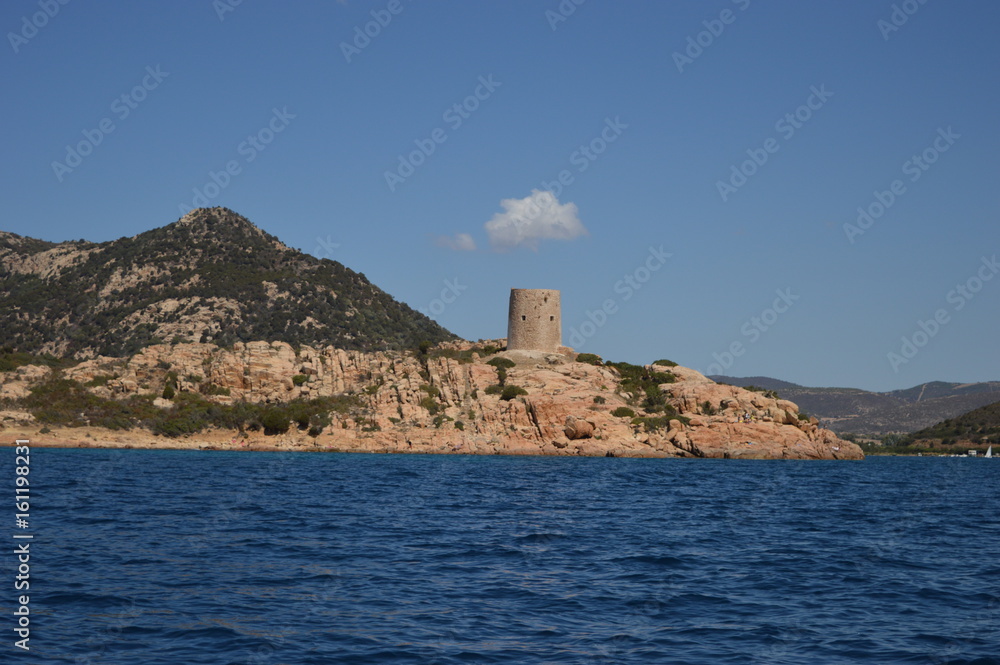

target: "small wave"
[514,532,566,544]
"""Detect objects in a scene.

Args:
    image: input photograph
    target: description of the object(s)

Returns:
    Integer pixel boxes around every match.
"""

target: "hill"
[711,376,1000,436]
[0,207,454,357]
[902,400,1000,448]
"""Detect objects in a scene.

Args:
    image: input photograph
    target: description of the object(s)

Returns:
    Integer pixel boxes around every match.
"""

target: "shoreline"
[0,424,676,457]
[0,423,858,459]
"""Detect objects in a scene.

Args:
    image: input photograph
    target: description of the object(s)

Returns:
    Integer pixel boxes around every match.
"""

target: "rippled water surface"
[17,449,1000,664]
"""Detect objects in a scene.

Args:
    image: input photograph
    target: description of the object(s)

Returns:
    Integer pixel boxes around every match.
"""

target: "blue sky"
[3,0,998,392]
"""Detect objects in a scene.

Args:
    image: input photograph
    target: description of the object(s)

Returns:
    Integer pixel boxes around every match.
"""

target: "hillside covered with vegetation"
[0,207,454,357]
[900,400,1000,449]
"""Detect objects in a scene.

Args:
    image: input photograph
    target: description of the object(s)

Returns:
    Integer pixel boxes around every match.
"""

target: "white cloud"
[484,189,587,251]
[435,232,477,251]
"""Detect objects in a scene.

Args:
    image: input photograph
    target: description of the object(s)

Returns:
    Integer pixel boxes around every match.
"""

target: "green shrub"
[419,395,440,415]
[576,353,602,365]
[306,405,332,435]
[328,394,363,414]
[631,416,669,432]
[641,384,667,413]
[455,420,465,431]
[150,393,220,437]
[487,357,515,370]
[648,371,676,384]
[607,360,648,380]
[260,406,291,435]
[286,401,314,430]
[611,407,635,418]
[593,396,606,404]
[427,347,479,364]
[500,385,528,401]
[606,360,676,412]
[419,384,440,397]
[700,400,717,416]
[22,377,359,438]
[484,384,504,395]
[84,374,114,387]
[652,359,678,367]
[162,371,178,399]
[0,350,76,372]
[292,374,308,386]
[487,358,514,387]
[631,415,689,432]
[217,400,261,432]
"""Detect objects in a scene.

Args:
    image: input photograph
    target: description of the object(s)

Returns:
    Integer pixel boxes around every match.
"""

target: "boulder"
[563,415,595,440]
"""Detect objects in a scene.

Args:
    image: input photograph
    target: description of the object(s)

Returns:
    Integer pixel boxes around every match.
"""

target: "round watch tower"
[507,289,561,352]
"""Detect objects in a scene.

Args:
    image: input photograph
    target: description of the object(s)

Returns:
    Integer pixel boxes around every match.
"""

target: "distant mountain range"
[0,207,455,357]
[710,376,1000,436]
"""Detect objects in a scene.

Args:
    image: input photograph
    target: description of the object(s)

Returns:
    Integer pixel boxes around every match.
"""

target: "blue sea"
[9,449,1000,664]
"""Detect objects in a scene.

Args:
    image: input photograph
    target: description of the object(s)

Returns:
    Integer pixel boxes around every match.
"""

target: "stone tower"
[507,289,561,352]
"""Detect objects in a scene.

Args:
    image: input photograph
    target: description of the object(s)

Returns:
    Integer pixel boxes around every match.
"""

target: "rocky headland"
[0,340,863,460]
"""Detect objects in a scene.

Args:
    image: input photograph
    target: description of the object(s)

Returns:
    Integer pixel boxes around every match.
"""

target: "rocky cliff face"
[0,340,863,460]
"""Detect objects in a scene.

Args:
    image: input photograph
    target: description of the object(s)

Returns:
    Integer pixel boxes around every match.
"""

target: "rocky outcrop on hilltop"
[0,340,863,460]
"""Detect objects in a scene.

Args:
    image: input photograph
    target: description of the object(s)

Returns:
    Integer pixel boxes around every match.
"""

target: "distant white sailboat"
[986,445,993,458]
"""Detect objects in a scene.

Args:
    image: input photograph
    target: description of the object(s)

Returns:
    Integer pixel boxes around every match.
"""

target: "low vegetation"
[894,400,1000,451]
[743,385,780,399]
[500,385,527,401]
[0,348,77,372]
[604,361,676,414]
[488,357,516,386]
[631,414,689,432]
[17,376,363,438]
